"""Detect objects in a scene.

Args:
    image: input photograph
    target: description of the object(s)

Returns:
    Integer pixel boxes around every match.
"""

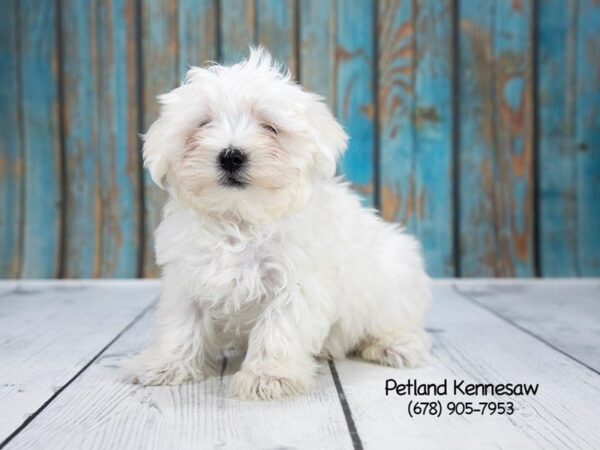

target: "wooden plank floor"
[0,280,598,449]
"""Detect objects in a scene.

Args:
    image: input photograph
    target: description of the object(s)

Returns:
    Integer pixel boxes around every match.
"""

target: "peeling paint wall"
[1,0,598,278]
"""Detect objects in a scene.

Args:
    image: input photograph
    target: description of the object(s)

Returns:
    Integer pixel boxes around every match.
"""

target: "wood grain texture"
[378,0,415,226]
[413,1,454,277]
[19,0,63,278]
[537,1,579,276]
[3,1,600,279]
[455,279,600,372]
[61,0,101,277]
[574,1,600,276]
[2,280,599,447]
[141,0,178,277]
[298,0,335,105]
[336,0,376,205]
[96,0,141,277]
[62,0,141,278]
[5,308,353,450]
[378,0,454,276]
[458,0,535,276]
[0,280,158,445]
[177,0,217,79]
[335,281,600,448]
[0,281,18,297]
[219,0,256,64]
[0,0,23,278]
[256,0,297,76]
[538,0,600,276]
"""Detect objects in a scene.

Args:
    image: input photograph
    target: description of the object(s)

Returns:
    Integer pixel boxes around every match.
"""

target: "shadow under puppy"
[126,47,431,400]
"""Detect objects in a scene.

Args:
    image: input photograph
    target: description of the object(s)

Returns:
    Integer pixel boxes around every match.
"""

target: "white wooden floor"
[0,280,598,450]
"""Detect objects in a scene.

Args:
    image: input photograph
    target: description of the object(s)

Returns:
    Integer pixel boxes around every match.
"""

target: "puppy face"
[144,48,348,224]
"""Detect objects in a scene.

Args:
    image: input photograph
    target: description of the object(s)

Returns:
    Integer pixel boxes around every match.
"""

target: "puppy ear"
[306,96,348,179]
[142,91,179,190]
[142,118,167,189]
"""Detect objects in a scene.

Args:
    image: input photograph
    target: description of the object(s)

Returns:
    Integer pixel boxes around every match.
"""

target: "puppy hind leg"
[318,323,350,361]
[360,252,432,368]
[359,328,431,368]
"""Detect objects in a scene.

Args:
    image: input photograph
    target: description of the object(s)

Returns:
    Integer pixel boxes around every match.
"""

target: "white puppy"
[127,48,431,400]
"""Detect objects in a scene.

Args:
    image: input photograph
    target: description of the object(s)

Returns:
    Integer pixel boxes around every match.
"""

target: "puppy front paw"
[123,352,205,386]
[230,367,314,400]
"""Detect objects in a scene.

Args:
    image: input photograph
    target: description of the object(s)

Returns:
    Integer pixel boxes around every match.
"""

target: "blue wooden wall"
[1,0,599,278]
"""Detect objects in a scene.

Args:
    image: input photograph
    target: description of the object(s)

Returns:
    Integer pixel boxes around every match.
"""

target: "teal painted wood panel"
[256,0,297,75]
[458,0,535,277]
[61,0,101,277]
[378,0,454,277]
[298,0,334,105]
[220,0,255,63]
[537,0,578,276]
[141,0,177,277]
[2,0,600,278]
[539,0,600,276]
[178,0,217,78]
[575,1,600,276]
[62,0,141,277]
[96,0,141,277]
[412,0,455,277]
[19,0,63,278]
[378,0,415,229]
[0,0,23,278]
[413,0,454,276]
[336,0,376,205]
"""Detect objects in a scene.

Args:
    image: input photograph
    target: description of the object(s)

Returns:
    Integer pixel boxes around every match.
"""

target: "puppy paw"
[360,330,431,368]
[230,368,313,400]
[123,352,205,386]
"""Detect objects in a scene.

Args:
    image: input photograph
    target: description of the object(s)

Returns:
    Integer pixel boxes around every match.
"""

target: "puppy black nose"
[218,148,246,173]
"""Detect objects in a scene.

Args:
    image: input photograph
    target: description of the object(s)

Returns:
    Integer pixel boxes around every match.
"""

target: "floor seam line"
[0,296,158,449]
[328,360,364,450]
[452,284,600,376]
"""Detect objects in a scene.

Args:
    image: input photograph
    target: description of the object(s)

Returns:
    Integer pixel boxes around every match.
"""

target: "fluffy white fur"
[126,48,432,400]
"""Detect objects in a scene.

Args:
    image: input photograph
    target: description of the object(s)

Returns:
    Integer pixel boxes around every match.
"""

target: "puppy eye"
[198,119,211,128]
[261,123,278,135]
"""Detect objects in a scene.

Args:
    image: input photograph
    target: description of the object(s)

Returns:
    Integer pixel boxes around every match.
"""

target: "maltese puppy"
[127,48,431,400]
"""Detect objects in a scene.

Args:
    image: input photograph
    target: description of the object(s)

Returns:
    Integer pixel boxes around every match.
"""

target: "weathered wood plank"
[336,0,376,205]
[378,0,454,276]
[413,1,454,276]
[0,0,23,278]
[256,0,297,76]
[298,0,335,106]
[300,0,382,211]
[574,1,600,275]
[335,281,600,448]
[1,0,599,279]
[458,0,535,276]
[0,281,18,297]
[219,0,255,64]
[537,0,578,276]
[0,280,158,445]
[5,309,353,449]
[61,0,101,277]
[177,0,217,78]
[538,0,600,276]
[141,0,178,277]
[378,0,415,226]
[96,0,141,277]
[18,0,63,278]
[62,0,141,278]
[455,279,600,372]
